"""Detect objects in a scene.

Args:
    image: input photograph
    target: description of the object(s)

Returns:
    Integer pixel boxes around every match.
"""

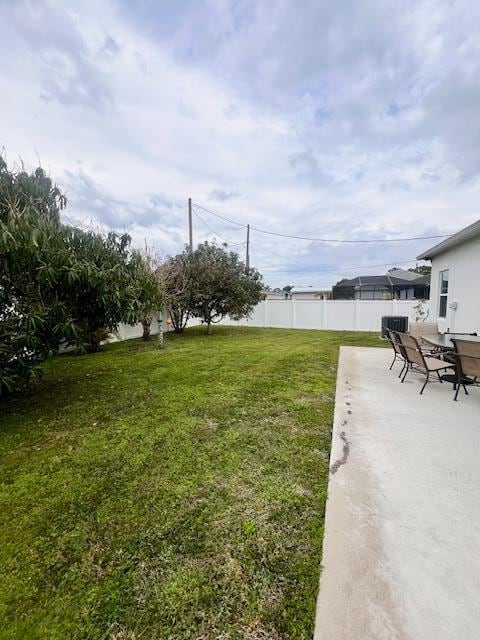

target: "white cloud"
[1,0,480,288]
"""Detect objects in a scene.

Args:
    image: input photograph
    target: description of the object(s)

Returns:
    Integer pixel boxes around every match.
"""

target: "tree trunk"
[157,323,164,349]
[206,321,212,335]
[142,319,151,341]
[170,308,185,333]
[88,328,101,352]
[89,339,100,352]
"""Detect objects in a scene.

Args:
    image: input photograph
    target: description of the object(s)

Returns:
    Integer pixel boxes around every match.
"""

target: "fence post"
[353,299,359,331]
[291,298,296,328]
[264,299,268,327]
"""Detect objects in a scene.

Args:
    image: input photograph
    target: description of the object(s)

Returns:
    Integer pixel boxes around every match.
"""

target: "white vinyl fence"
[111,316,173,342]
[222,299,426,332]
[113,315,198,342]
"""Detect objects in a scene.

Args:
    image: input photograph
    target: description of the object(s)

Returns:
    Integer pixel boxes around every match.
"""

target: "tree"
[409,265,431,277]
[161,252,191,333]
[0,157,66,224]
[128,250,164,342]
[413,298,428,322]
[59,227,147,353]
[0,160,75,396]
[1,156,165,396]
[388,265,432,277]
[185,242,264,334]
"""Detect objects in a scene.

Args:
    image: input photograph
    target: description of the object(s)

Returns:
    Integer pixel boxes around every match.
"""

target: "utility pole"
[188,197,193,250]
[246,224,250,270]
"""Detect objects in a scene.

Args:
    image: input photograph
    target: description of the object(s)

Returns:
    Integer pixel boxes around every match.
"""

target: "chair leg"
[437,371,443,383]
[401,365,409,383]
[464,384,469,395]
[398,360,407,379]
[389,353,397,370]
[454,371,462,401]
[420,372,429,394]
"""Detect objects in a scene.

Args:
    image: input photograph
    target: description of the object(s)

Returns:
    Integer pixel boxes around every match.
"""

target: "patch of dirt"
[330,431,350,475]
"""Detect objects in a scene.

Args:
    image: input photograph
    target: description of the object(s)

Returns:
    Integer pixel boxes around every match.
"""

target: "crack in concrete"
[330,431,350,475]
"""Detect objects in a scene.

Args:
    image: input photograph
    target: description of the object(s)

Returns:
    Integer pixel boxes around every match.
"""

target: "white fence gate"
[222,299,425,332]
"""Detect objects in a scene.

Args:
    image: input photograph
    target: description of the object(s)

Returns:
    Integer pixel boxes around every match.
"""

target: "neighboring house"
[417,219,480,333]
[264,289,289,300]
[332,268,430,300]
[288,287,331,300]
[264,287,331,300]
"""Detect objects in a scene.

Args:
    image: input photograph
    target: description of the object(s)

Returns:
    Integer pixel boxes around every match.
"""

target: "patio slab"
[314,346,480,640]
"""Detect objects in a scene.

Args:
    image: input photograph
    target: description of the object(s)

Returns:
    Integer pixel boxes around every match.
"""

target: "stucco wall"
[429,235,480,333]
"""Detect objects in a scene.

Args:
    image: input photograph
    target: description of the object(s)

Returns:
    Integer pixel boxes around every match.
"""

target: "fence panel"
[266,299,294,327]
[222,299,424,332]
[323,301,357,330]
[294,300,324,329]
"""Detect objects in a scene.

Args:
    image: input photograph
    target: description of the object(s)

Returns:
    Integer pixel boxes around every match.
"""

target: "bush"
[0,158,162,395]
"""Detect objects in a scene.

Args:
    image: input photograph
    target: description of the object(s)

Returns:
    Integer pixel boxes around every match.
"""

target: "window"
[439,270,449,318]
[359,288,389,300]
[399,288,414,300]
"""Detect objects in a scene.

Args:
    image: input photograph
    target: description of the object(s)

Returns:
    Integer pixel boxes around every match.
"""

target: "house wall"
[429,235,480,333]
[290,292,330,300]
[221,299,423,332]
[264,292,287,300]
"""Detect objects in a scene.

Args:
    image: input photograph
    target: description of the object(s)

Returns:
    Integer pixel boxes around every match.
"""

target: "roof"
[334,272,429,288]
[412,274,430,286]
[388,268,421,281]
[334,276,389,288]
[290,287,329,293]
[417,219,480,260]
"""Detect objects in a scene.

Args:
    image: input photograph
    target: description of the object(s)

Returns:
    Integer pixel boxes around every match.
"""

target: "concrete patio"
[315,346,480,640]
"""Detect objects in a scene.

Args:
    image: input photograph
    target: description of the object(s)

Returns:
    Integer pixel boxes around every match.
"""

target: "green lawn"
[0,326,384,640]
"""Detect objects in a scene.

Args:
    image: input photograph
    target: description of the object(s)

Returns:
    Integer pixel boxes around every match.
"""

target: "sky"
[1,0,480,288]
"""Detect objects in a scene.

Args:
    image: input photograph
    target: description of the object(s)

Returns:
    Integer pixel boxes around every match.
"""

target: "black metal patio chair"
[397,332,455,395]
[385,328,406,376]
[451,339,480,401]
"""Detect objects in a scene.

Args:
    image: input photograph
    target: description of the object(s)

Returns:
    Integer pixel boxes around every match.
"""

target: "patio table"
[420,333,480,350]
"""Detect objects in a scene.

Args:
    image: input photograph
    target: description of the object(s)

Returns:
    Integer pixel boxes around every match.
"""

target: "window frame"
[438,269,449,318]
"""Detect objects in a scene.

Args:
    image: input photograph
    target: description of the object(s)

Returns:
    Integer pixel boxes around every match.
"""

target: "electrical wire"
[260,258,420,274]
[191,207,246,247]
[192,202,451,244]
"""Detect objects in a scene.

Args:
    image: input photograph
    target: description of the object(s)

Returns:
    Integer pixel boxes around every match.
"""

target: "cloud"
[1,0,480,289]
[0,2,114,113]
[98,36,121,60]
[208,189,238,202]
[64,169,179,231]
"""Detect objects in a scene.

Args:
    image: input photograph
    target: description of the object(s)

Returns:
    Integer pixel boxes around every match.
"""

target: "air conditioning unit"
[381,316,409,338]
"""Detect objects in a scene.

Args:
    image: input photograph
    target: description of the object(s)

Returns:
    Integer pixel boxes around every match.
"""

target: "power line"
[191,206,245,247]
[192,202,450,244]
[193,203,246,227]
[260,258,421,274]
[241,232,426,274]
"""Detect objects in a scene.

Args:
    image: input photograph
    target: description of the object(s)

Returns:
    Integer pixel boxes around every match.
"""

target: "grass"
[0,326,385,640]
